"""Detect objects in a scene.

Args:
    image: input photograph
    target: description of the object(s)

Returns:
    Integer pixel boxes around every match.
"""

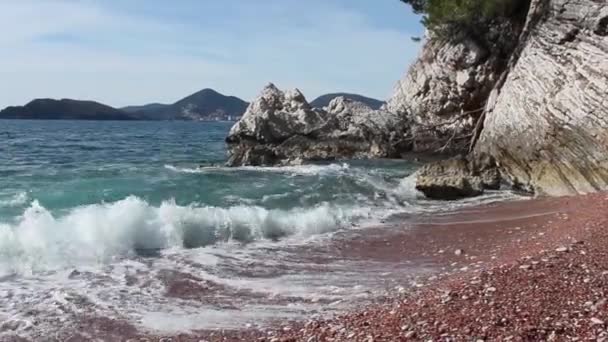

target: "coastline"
[153,192,608,341]
[6,191,607,341]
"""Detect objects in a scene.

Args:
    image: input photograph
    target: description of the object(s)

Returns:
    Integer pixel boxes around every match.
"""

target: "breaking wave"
[0,163,522,277]
[0,196,381,276]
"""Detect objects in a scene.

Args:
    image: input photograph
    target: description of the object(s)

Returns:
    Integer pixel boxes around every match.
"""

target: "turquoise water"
[1,120,230,216]
[0,120,521,336]
[0,120,425,275]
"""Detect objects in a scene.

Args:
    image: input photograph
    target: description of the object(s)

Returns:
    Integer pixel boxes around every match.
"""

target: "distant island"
[0,99,135,121]
[0,89,383,121]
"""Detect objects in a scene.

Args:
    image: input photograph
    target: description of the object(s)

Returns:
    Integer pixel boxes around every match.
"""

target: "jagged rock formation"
[226,84,409,166]
[474,0,608,196]
[397,0,608,198]
[385,11,527,154]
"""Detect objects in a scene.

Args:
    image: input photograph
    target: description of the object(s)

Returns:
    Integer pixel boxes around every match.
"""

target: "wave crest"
[0,196,373,275]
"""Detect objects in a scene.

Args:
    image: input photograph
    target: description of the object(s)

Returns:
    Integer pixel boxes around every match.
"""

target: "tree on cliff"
[401,0,527,32]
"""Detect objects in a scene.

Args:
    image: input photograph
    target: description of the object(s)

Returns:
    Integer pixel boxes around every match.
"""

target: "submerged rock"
[226,84,409,166]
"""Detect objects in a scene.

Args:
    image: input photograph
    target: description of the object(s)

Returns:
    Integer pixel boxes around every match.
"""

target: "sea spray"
[0,196,381,276]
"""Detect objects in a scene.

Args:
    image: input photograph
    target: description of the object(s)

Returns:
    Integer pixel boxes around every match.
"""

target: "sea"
[0,120,520,338]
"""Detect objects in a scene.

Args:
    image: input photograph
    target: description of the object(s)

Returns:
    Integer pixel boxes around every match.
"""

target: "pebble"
[455,249,464,256]
[591,317,605,326]
[555,246,569,253]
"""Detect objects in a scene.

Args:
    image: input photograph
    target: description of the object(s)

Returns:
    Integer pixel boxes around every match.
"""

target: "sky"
[0,0,423,108]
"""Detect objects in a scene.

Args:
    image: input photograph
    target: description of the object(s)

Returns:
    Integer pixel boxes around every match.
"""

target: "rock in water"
[226,83,409,166]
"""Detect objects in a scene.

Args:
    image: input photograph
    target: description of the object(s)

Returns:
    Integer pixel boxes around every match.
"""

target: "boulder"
[226,84,409,166]
[415,156,501,200]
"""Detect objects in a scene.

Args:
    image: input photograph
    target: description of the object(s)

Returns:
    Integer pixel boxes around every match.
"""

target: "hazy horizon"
[0,0,423,108]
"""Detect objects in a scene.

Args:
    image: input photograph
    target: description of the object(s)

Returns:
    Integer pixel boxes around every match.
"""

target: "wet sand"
[8,192,608,341]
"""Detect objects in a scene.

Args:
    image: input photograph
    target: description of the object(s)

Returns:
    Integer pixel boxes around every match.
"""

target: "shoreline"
[178,192,607,341]
[6,192,607,341]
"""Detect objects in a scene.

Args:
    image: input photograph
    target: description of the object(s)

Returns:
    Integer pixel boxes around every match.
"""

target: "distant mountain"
[127,89,249,121]
[310,93,384,110]
[0,89,249,121]
[121,103,169,114]
[0,99,134,120]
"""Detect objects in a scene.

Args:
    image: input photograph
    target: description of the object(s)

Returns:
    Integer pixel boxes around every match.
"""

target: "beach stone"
[404,331,416,338]
[591,317,605,326]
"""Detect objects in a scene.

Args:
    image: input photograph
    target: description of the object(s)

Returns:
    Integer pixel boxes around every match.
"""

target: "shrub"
[402,0,526,32]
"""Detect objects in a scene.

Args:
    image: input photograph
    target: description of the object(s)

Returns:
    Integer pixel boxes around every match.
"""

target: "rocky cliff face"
[385,13,526,154]
[226,84,409,166]
[394,0,608,198]
[474,0,608,196]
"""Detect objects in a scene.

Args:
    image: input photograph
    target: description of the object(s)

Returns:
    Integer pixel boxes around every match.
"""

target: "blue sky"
[0,0,423,108]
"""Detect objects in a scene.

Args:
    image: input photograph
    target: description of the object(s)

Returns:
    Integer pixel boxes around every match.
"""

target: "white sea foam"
[0,196,380,276]
[165,163,351,176]
[0,191,29,208]
[163,164,201,174]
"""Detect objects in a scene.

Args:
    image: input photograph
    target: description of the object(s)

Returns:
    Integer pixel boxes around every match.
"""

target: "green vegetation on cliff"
[401,0,528,32]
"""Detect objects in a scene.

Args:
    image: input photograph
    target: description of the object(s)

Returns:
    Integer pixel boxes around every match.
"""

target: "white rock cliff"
[226,84,409,166]
[393,0,608,198]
